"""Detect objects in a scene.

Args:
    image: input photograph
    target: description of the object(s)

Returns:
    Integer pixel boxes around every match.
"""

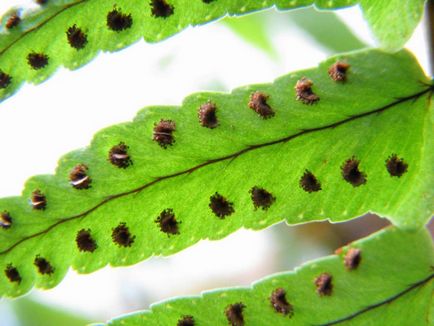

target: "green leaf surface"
[12,297,92,326]
[360,0,426,52]
[288,7,366,53]
[221,13,278,59]
[0,49,433,299]
[0,0,424,104]
[99,226,434,325]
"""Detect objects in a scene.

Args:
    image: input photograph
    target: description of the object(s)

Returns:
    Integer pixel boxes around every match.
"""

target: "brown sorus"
[76,229,97,252]
[295,77,319,104]
[299,170,322,193]
[151,0,174,18]
[34,256,55,275]
[155,209,180,236]
[341,157,367,187]
[198,101,218,128]
[250,186,275,210]
[6,14,21,29]
[328,61,350,82]
[66,25,88,49]
[344,248,362,270]
[107,7,132,31]
[270,288,293,316]
[177,315,195,326]
[109,142,132,168]
[31,190,47,210]
[27,52,49,70]
[0,211,12,229]
[248,91,275,119]
[5,264,21,283]
[112,223,135,247]
[209,192,234,218]
[385,154,408,177]
[153,119,176,148]
[0,70,12,89]
[69,164,92,189]
[315,273,333,296]
[225,302,246,326]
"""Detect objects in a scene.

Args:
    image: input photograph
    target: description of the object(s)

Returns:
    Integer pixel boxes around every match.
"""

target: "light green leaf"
[360,0,426,52]
[0,0,425,104]
[99,226,434,325]
[12,297,92,326]
[0,49,432,299]
[288,7,367,53]
[221,12,278,59]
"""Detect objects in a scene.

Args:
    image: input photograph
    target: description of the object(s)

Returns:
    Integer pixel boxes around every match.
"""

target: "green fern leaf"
[99,226,434,325]
[0,0,424,103]
[0,49,432,298]
[360,0,426,52]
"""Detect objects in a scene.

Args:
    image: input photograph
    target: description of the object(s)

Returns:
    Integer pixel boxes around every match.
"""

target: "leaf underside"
[0,49,433,298]
[0,0,424,103]
[100,227,434,326]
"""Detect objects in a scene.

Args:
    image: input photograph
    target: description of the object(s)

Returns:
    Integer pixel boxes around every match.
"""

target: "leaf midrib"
[1,86,432,256]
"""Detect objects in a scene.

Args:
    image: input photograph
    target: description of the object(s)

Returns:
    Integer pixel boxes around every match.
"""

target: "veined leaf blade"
[0,0,424,103]
[360,0,426,52]
[100,227,434,325]
[0,49,432,298]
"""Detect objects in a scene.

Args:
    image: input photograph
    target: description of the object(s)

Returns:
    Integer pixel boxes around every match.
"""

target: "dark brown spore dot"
[198,101,218,128]
[0,70,12,89]
[107,8,132,31]
[112,223,135,247]
[6,14,21,29]
[109,142,132,168]
[151,0,174,18]
[177,316,195,326]
[31,190,47,210]
[34,256,54,275]
[27,52,49,70]
[344,248,361,270]
[202,0,216,3]
[295,77,319,104]
[153,119,176,148]
[66,25,88,50]
[386,154,408,177]
[250,187,275,210]
[225,302,246,326]
[155,208,180,236]
[270,288,293,316]
[299,170,322,193]
[209,193,234,219]
[5,264,21,283]
[35,0,48,4]
[76,229,97,252]
[0,211,12,229]
[248,91,275,119]
[328,61,350,82]
[315,273,333,296]
[69,164,92,189]
[341,157,367,187]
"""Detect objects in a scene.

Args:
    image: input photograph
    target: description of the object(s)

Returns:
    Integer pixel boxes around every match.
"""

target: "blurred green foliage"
[289,7,367,53]
[12,297,91,326]
[222,7,366,58]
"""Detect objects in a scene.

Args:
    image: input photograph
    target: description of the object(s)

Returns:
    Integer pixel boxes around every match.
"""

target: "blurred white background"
[0,1,430,325]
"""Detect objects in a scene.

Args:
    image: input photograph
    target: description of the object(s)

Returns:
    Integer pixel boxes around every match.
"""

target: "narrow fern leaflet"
[102,227,434,326]
[0,49,432,298]
[0,0,424,102]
